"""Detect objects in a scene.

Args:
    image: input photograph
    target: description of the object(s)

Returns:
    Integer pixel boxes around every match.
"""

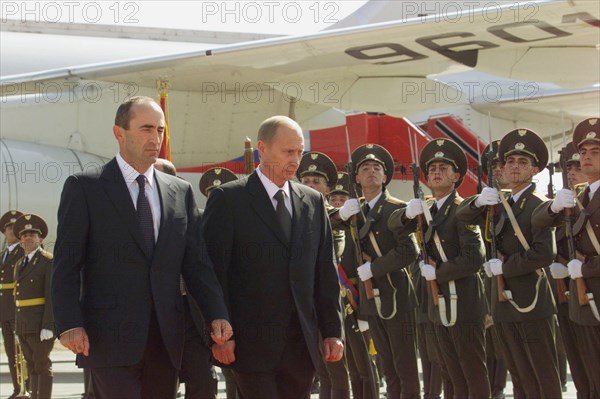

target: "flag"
[158,79,172,161]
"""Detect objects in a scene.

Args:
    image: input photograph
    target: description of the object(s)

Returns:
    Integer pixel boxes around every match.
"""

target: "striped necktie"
[136,175,155,256]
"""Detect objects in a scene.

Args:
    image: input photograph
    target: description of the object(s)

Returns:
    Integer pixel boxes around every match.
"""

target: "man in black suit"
[52,96,233,399]
[204,115,344,399]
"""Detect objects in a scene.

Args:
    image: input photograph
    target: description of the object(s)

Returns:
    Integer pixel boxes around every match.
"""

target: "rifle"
[409,129,439,306]
[476,137,483,194]
[244,137,255,175]
[344,127,375,300]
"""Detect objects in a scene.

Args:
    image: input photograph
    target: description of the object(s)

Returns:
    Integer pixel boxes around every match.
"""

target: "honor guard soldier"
[1,210,25,399]
[480,140,509,399]
[199,166,239,399]
[328,172,351,208]
[13,214,55,399]
[297,151,353,399]
[336,144,420,399]
[532,118,600,397]
[388,139,490,398]
[457,128,561,398]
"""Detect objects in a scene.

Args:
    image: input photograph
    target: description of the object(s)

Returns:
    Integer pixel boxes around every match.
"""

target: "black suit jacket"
[52,158,228,368]
[203,172,343,373]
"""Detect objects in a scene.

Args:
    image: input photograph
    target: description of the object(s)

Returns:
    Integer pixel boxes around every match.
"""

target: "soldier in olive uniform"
[388,139,489,398]
[456,129,561,398]
[480,141,509,399]
[199,166,239,399]
[13,214,55,399]
[532,118,600,397]
[1,210,26,399]
[336,144,420,399]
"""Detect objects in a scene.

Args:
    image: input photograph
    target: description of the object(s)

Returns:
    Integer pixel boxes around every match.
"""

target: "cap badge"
[308,164,317,172]
[338,173,344,179]
[586,132,597,139]
[214,168,222,175]
[336,184,343,190]
[589,119,597,125]
[366,144,374,149]
[518,129,527,136]
[24,215,31,221]
[434,151,444,158]
[436,140,445,146]
[515,143,525,150]
[572,153,581,161]
[9,218,16,223]
[366,154,375,160]
[310,153,319,160]
[25,224,32,230]
[213,179,221,186]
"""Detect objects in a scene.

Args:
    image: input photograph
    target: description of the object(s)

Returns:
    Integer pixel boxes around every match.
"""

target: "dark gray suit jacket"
[53,158,228,368]
[203,172,343,373]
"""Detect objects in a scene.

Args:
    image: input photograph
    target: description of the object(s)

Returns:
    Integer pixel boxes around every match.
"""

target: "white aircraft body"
[1,0,599,247]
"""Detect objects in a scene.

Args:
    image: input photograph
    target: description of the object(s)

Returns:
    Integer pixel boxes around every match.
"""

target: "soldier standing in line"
[456,129,561,398]
[388,139,489,398]
[1,210,25,399]
[336,144,420,399]
[198,166,239,399]
[480,141,510,399]
[532,118,600,397]
[330,172,380,399]
[13,214,55,399]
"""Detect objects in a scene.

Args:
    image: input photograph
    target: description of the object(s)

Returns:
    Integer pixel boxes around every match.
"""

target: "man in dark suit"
[0,210,25,399]
[52,96,232,399]
[203,115,344,399]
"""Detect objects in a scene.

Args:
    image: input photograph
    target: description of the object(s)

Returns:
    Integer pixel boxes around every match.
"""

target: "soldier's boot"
[330,389,350,399]
[29,374,39,399]
[362,379,379,399]
[37,375,52,399]
[350,380,362,399]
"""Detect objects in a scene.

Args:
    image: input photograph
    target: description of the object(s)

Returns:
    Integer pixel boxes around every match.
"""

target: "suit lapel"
[247,173,289,247]
[17,251,38,281]
[290,181,308,245]
[154,172,175,257]
[513,184,536,218]
[101,159,149,259]
[586,186,600,215]
[434,191,457,228]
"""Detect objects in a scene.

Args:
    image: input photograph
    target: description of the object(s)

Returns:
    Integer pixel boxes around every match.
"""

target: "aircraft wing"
[2,0,598,119]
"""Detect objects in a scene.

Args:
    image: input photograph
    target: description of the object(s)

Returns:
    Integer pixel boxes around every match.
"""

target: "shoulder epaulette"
[386,196,404,205]
[39,250,53,260]
[531,192,549,202]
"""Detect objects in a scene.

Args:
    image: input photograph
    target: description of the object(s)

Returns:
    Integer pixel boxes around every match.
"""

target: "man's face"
[566,163,586,187]
[329,193,349,208]
[113,103,165,173]
[492,161,508,187]
[504,155,539,185]
[19,231,42,253]
[3,224,17,244]
[355,161,386,190]
[258,126,304,187]
[426,161,459,192]
[579,143,600,182]
[301,174,330,196]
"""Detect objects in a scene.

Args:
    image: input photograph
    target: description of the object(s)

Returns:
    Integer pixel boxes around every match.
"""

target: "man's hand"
[357,320,369,332]
[323,337,344,362]
[483,262,493,278]
[40,329,54,341]
[357,262,373,282]
[405,199,423,220]
[339,199,360,221]
[59,327,89,356]
[551,189,576,213]
[212,340,236,365]
[549,262,570,279]
[210,319,233,345]
[489,258,503,276]
[475,187,500,208]
[568,259,583,279]
[419,261,436,281]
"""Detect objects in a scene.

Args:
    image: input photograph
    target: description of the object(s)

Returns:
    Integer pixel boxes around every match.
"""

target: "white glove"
[339,198,360,221]
[551,189,576,213]
[483,262,493,278]
[549,262,570,279]
[357,262,373,281]
[40,329,54,341]
[405,198,424,219]
[567,259,583,279]
[475,187,500,208]
[357,320,369,332]
[419,261,436,281]
[489,258,503,276]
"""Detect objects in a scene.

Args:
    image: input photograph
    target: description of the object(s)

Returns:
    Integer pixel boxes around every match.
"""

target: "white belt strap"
[368,232,397,320]
[575,197,600,321]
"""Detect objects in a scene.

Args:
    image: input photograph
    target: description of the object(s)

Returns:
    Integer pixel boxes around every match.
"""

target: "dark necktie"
[274,190,292,242]
[582,186,591,208]
[21,256,29,270]
[136,175,155,256]
[364,203,371,215]
[508,197,515,207]
[430,203,438,217]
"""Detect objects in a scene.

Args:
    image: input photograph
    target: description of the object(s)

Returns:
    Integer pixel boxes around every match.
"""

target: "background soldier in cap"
[155,159,223,399]
[13,214,55,399]
[388,139,489,398]
[297,152,353,399]
[336,143,420,399]
[532,118,600,397]
[457,128,561,398]
[1,210,26,399]
[328,172,350,208]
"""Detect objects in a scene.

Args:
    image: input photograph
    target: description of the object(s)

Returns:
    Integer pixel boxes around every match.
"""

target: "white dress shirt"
[256,166,293,216]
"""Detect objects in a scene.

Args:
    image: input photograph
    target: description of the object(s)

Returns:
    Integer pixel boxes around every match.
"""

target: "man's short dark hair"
[154,158,177,176]
[115,96,157,129]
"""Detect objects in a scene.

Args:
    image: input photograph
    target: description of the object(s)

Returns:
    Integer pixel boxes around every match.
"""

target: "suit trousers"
[417,322,442,399]
[233,313,314,399]
[435,321,490,399]
[344,316,379,399]
[557,312,591,397]
[90,308,178,399]
[497,317,561,399]
[368,310,420,399]
[1,319,19,392]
